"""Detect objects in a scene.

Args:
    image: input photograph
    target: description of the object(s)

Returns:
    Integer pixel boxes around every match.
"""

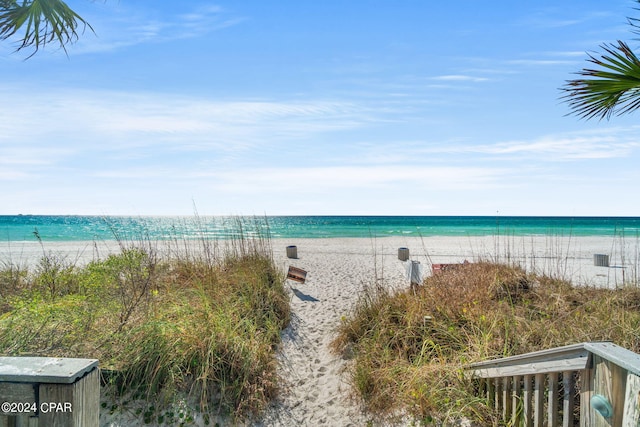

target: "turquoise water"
[1,216,639,242]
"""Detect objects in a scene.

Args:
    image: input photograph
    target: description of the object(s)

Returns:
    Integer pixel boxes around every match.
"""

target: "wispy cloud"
[71,4,245,54]
[508,59,574,66]
[431,74,489,82]
[423,128,640,161]
[175,5,244,37]
[0,147,70,166]
[0,85,374,169]
[518,9,615,29]
[548,51,591,58]
[192,165,509,193]
[477,137,637,159]
[0,169,33,181]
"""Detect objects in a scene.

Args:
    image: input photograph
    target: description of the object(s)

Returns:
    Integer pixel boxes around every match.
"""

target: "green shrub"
[0,226,289,420]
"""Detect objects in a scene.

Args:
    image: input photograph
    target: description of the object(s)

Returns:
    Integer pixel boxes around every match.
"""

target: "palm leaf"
[0,0,93,57]
[561,41,640,120]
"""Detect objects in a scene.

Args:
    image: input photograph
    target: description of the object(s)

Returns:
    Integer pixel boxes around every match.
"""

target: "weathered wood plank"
[563,370,575,427]
[580,365,592,427]
[622,372,640,426]
[469,343,589,378]
[0,358,97,384]
[39,381,74,427]
[512,375,522,426]
[39,367,99,427]
[0,384,36,416]
[0,383,36,401]
[73,368,100,427]
[486,377,495,407]
[472,354,589,378]
[0,415,38,427]
[591,355,612,427]
[548,371,559,427]
[585,342,640,378]
[523,374,533,427]
[502,376,512,423]
[585,354,626,427]
[610,361,626,427]
[14,415,36,427]
[534,373,544,427]
[469,343,588,367]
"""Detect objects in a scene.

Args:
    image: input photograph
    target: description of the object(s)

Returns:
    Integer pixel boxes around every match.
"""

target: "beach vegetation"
[333,261,640,425]
[0,219,290,421]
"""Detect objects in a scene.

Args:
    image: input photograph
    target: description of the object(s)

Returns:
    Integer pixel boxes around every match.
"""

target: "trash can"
[398,247,410,261]
[286,245,298,259]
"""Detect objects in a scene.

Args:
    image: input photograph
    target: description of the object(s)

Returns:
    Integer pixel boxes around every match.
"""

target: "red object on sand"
[287,266,307,284]
[431,261,470,275]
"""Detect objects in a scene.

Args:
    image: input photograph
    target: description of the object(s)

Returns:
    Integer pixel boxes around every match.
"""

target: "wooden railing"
[467,342,640,426]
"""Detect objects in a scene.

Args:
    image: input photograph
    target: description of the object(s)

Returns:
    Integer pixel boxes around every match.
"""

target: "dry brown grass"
[333,261,640,424]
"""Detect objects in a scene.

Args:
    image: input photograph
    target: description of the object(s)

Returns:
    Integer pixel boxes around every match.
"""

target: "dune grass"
[333,261,640,425]
[0,222,290,421]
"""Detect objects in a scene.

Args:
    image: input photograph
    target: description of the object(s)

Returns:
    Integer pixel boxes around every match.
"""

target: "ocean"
[1,215,639,242]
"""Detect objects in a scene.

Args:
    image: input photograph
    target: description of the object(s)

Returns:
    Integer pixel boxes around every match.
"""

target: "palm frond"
[0,0,93,57]
[561,41,640,120]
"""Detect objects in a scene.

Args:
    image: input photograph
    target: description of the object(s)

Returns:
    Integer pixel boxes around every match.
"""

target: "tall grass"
[478,229,640,288]
[0,217,290,420]
[333,261,640,425]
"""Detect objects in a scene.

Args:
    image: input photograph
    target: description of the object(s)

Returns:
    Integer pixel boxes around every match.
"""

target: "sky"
[1,0,640,216]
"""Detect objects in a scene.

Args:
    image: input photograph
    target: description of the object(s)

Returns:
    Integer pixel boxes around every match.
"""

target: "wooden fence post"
[548,372,559,426]
[563,370,575,427]
[0,357,99,427]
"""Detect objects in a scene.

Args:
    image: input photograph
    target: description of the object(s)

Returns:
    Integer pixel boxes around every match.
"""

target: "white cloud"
[0,170,33,180]
[508,59,574,66]
[419,128,640,161]
[0,86,370,155]
[197,165,509,193]
[480,137,638,159]
[82,165,508,192]
[549,51,589,58]
[431,74,489,82]
[0,147,71,166]
[518,9,615,29]
[70,4,245,54]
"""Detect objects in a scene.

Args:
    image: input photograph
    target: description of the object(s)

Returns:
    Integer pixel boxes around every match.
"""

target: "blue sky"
[1,0,640,216]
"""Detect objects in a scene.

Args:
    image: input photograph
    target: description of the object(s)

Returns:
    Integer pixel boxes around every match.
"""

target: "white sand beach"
[0,235,635,426]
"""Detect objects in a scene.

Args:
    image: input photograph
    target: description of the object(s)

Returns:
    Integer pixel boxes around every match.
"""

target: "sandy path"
[260,239,407,426]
